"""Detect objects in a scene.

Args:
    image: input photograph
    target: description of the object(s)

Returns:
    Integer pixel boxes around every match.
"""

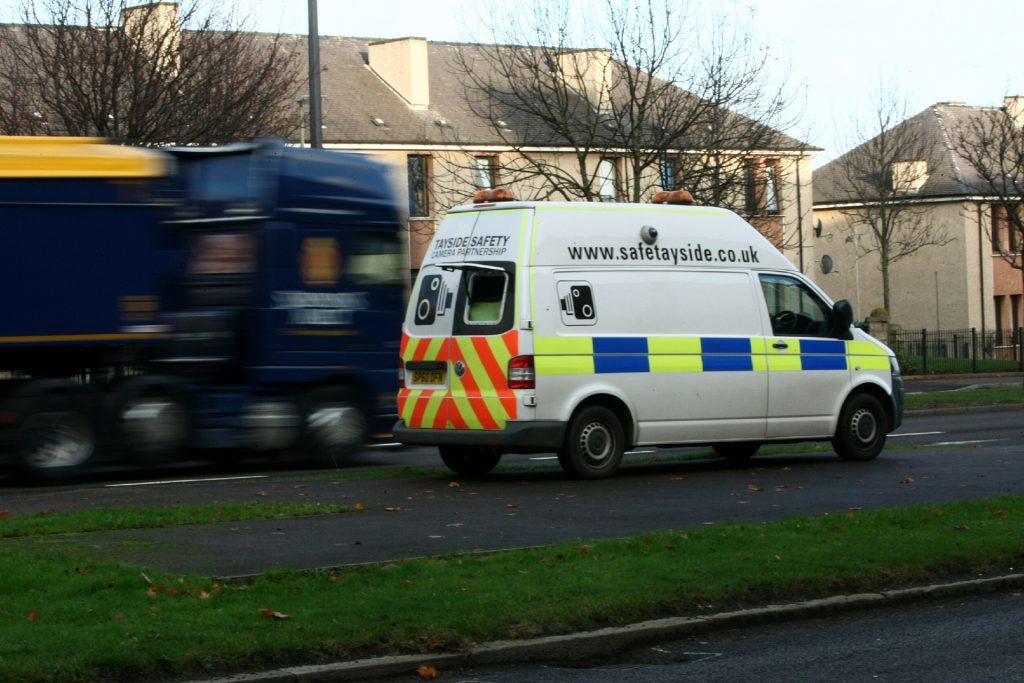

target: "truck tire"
[439,446,502,477]
[112,379,190,464]
[17,392,96,481]
[832,393,887,461]
[712,442,761,461]
[558,405,624,479]
[299,386,367,467]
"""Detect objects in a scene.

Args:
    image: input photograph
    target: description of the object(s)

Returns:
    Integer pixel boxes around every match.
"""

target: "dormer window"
[891,160,928,193]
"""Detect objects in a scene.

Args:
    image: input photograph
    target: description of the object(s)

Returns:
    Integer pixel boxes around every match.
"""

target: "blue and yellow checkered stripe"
[535,337,889,375]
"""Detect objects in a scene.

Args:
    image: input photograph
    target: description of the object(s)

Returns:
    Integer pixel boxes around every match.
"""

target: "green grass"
[1,496,1022,682]
[902,356,1022,374]
[0,502,351,538]
[905,386,1024,410]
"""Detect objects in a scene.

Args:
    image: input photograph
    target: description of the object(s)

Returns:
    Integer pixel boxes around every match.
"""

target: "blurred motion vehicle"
[0,136,405,480]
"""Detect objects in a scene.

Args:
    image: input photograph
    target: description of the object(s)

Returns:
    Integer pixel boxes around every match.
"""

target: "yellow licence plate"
[411,369,446,385]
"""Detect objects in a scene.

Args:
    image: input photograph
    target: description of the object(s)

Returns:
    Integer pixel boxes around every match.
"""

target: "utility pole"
[307,0,323,148]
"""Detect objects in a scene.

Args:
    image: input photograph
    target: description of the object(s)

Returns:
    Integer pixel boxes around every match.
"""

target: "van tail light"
[507,355,535,389]
[399,358,406,389]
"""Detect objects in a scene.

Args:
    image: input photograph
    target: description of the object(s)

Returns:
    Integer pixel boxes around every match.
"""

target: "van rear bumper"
[393,420,565,452]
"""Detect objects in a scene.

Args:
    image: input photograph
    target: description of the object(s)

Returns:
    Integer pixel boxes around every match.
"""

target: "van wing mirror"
[832,299,854,340]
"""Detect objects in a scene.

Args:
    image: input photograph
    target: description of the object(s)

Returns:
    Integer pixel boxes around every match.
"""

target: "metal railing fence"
[886,327,1024,374]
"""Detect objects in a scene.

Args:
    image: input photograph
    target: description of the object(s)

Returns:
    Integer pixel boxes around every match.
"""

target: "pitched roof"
[282,35,809,151]
[813,103,1006,205]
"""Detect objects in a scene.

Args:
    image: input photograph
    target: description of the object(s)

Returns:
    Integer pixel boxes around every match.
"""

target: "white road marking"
[932,439,1003,446]
[890,431,943,437]
[105,475,269,488]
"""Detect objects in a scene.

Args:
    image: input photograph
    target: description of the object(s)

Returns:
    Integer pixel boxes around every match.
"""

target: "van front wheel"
[833,393,887,461]
[439,446,501,477]
[558,405,624,479]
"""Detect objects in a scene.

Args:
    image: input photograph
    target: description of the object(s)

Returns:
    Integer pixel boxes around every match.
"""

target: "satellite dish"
[820,255,834,274]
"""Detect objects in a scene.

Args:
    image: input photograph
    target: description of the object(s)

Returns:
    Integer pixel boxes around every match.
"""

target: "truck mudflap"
[393,419,565,453]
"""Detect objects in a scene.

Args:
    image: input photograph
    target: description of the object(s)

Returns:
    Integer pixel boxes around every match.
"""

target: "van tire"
[439,446,501,477]
[712,442,760,461]
[832,393,887,461]
[558,405,624,479]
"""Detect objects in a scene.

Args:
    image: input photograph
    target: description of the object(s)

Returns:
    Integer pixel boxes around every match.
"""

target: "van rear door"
[400,208,527,432]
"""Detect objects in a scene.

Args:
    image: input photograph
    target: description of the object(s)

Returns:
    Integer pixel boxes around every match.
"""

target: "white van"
[395,190,904,479]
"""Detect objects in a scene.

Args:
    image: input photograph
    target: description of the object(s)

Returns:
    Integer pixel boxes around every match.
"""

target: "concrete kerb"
[186,573,1024,683]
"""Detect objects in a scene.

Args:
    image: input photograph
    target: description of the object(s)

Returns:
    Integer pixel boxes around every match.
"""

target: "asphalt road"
[386,592,1024,683]
[2,407,1022,577]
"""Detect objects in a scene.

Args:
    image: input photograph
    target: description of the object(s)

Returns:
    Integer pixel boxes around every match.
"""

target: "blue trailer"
[0,137,406,479]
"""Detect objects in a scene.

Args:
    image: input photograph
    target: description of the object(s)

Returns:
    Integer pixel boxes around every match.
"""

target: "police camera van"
[395,188,904,479]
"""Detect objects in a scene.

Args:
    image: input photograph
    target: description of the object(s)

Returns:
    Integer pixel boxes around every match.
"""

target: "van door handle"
[772,341,789,350]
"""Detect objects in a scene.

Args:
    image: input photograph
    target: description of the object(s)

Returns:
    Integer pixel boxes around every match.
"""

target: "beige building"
[293,36,816,274]
[813,100,1024,333]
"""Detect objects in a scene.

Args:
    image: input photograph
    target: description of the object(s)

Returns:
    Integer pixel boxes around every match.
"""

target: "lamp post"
[307,0,323,148]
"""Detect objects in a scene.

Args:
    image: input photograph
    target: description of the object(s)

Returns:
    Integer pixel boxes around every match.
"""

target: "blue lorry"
[0,136,406,480]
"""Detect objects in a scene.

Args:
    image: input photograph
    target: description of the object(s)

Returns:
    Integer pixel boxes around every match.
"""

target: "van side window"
[759,274,833,338]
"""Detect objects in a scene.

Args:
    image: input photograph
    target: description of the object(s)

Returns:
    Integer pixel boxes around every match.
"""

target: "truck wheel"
[558,405,624,479]
[439,446,501,477]
[712,442,761,461]
[300,387,366,467]
[114,383,190,464]
[18,394,96,480]
[832,393,887,461]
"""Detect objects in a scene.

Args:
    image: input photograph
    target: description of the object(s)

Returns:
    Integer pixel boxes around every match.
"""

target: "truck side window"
[759,274,832,338]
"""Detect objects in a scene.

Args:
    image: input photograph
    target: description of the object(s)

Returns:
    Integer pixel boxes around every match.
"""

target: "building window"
[992,205,1004,252]
[1012,294,1021,333]
[598,158,617,202]
[995,295,1005,333]
[474,156,497,190]
[659,155,677,190]
[407,155,430,218]
[746,158,782,216]
[764,163,779,214]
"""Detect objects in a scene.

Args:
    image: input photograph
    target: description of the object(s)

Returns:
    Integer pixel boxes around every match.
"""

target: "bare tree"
[437,0,799,213]
[0,0,303,145]
[832,88,952,315]
[953,100,1024,283]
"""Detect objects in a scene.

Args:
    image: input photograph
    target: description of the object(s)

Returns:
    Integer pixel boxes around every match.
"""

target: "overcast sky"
[3,0,1021,167]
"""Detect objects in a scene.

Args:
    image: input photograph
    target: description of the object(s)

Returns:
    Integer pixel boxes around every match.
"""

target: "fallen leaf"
[26,610,38,622]
[45,508,57,515]
[746,483,763,492]
[446,522,465,528]
[670,475,684,481]
[385,507,403,512]
[575,546,588,555]
[505,502,518,508]
[447,481,462,488]
[353,502,365,511]
[774,484,788,492]
[417,664,438,679]
[114,612,125,620]
[257,609,289,620]
[899,477,914,485]
[255,491,268,497]
[329,575,344,584]
[0,510,12,521]
[845,509,857,519]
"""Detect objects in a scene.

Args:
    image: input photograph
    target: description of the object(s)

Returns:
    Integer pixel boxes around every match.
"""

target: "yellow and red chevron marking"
[399,331,519,430]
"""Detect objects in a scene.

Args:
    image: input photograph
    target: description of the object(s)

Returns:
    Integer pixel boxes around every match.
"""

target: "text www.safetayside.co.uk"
[568,242,760,265]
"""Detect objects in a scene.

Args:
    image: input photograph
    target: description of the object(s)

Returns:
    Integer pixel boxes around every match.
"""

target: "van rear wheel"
[558,405,624,479]
[439,446,501,477]
[712,442,760,461]
[833,393,887,461]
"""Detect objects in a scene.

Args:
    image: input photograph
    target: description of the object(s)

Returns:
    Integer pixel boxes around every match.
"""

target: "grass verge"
[904,386,1024,410]
[1,495,1021,682]
[0,502,351,538]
